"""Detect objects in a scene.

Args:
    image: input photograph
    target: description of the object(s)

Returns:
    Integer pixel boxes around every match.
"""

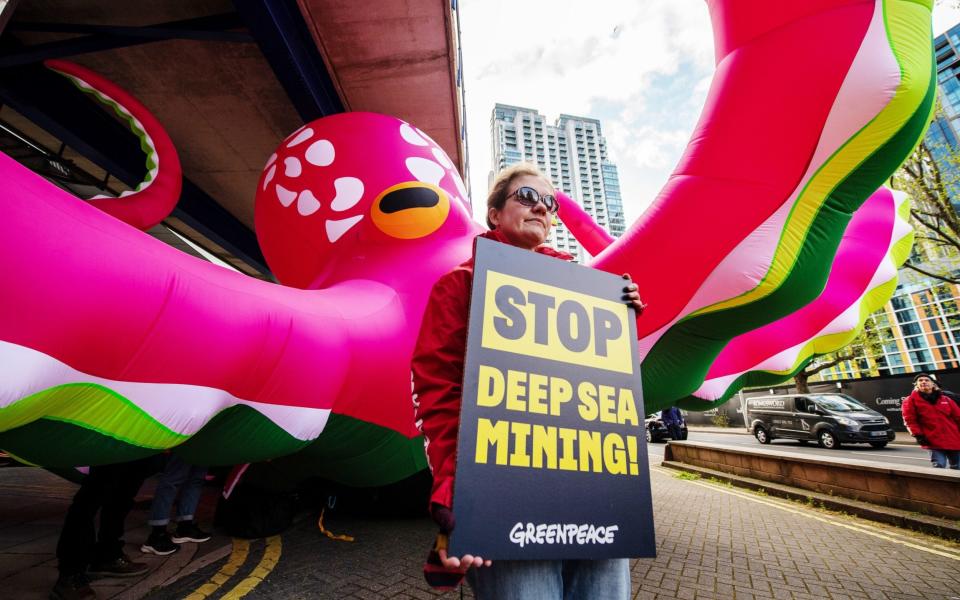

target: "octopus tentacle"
[555,190,615,257]
[0,148,437,483]
[680,188,913,408]
[592,0,933,406]
[44,59,182,230]
[1,153,361,466]
[0,1,935,480]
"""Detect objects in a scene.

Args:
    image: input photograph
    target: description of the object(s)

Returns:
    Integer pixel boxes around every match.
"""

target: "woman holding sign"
[412,163,644,598]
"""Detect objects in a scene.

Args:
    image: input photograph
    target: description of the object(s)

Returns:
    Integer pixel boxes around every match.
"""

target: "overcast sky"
[459,1,960,225]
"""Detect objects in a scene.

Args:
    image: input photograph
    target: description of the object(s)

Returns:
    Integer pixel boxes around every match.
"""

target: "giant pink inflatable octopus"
[0,0,932,486]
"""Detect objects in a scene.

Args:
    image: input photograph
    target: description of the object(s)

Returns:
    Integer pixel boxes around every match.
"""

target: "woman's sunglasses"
[507,186,559,213]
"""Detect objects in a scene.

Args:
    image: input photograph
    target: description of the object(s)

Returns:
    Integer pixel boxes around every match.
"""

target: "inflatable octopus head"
[254,112,481,289]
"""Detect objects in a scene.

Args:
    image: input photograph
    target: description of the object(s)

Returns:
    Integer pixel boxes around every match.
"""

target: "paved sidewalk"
[0,465,230,599]
[3,460,958,598]
[147,463,960,599]
[634,465,960,599]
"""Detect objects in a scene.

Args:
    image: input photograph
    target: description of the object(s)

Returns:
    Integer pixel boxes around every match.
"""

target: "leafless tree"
[792,318,884,391]
[890,141,960,284]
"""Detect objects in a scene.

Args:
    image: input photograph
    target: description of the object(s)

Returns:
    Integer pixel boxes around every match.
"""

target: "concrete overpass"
[0,0,467,276]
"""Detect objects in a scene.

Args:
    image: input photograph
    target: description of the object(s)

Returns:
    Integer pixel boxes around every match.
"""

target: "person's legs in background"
[142,455,188,555]
[52,467,111,599]
[142,456,210,553]
[946,450,960,469]
[667,423,682,440]
[52,457,156,599]
[89,458,154,576]
[170,463,211,543]
[930,449,949,468]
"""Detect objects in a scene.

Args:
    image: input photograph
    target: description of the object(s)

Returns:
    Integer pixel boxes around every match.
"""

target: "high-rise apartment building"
[490,104,625,262]
[819,278,960,380]
[928,24,960,205]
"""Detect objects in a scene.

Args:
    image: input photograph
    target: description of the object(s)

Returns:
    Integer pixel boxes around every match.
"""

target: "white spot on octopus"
[286,126,311,147]
[326,215,363,243]
[432,147,453,169]
[305,139,335,167]
[297,189,321,216]
[284,156,302,178]
[453,173,469,201]
[330,177,364,212]
[276,184,296,207]
[400,122,428,146]
[406,157,445,186]
[263,164,277,191]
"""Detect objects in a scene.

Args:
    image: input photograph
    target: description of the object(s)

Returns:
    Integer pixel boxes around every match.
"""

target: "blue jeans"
[930,449,960,469]
[666,423,683,440]
[466,559,630,600]
[148,455,208,526]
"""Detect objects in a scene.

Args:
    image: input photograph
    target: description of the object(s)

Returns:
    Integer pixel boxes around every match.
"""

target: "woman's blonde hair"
[486,162,553,229]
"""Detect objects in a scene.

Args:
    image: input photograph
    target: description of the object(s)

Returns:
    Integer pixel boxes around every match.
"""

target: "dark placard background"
[449,237,656,560]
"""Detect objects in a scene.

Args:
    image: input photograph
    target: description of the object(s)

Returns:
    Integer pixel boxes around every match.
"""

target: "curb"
[686,427,748,434]
[114,543,197,600]
[686,426,920,446]
[115,539,233,600]
[660,460,960,542]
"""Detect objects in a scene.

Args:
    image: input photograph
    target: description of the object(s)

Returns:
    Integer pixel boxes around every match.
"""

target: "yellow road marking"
[184,538,250,600]
[221,535,283,599]
[652,467,960,561]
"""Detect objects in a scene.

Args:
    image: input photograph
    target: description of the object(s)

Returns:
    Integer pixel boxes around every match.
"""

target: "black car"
[744,393,895,449]
[645,413,688,443]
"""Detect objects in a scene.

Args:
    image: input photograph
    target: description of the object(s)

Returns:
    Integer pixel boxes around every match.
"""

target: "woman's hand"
[622,274,647,314]
[431,503,492,570]
[438,548,492,570]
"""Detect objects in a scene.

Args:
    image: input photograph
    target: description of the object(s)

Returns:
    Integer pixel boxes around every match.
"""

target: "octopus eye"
[371,182,450,239]
[380,186,440,213]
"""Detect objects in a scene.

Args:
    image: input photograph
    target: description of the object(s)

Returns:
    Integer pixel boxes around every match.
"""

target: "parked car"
[744,393,895,449]
[645,413,688,443]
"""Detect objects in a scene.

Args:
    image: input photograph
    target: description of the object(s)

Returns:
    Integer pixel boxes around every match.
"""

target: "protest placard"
[449,237,656,560]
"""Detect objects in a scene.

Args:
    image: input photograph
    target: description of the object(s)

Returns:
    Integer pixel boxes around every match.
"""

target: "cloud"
[933,2,960,36]
[610,125,689,170]
[459,0,714,225]
[457,1,960,229]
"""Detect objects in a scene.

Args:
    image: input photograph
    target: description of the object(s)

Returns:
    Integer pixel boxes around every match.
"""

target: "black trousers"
[56,457,157,576]
[666,423,683,440]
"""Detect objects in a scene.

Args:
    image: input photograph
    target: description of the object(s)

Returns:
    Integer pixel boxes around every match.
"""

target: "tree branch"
[904,260,960,285]
[804,353,856,376]
[911,211,960,251]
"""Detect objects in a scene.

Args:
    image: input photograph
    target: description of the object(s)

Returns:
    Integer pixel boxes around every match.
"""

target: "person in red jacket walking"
[412,163,645,598]
[901,373,960,469]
